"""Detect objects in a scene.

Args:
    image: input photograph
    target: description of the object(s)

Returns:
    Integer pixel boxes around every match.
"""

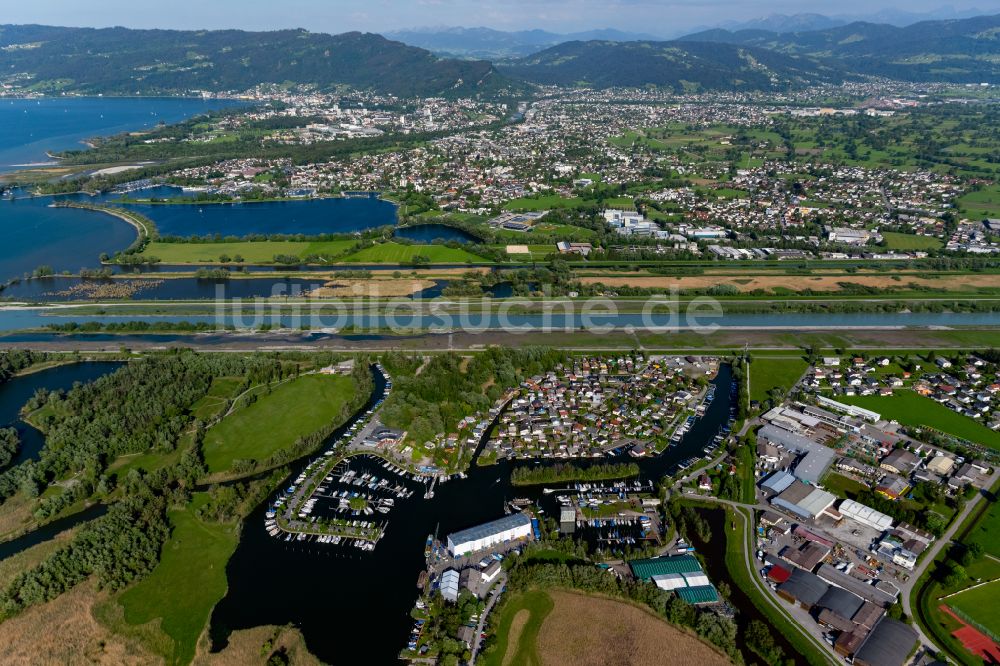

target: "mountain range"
[0,25,515,98]
[0,15,998,98]
[499,40,847,91]
[678,14,1000,83]
[384,27,660,59]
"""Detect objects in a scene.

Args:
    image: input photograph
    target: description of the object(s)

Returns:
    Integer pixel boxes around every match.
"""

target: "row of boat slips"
[544,479,655,496]
[263,363,398,552]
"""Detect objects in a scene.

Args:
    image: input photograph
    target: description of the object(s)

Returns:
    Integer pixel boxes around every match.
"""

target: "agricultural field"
[340,242,487,264]
[483,589,728,666]
[958,185,1000,220]
[137,239,357,264]
[114,493,239,665]
[748,356,808,403]
[838,391,1000,450]
[202,373,357,473]
[482,589,553,666]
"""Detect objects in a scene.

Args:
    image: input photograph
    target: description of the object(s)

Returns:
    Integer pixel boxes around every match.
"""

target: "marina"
[209,365,737,664]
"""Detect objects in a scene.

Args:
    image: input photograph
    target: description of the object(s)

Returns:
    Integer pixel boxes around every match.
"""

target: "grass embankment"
[748,356,807,403]
[112,493,239,666]
[838,390,1000,450]
[137,240,488,265]
[710,503,835,666]
[202,373,356,474]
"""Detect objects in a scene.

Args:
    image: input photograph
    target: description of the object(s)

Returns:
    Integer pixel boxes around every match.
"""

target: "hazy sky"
[3,0,999,35]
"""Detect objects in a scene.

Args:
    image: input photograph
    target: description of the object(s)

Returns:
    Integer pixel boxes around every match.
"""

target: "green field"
[958,185,1000,219]
[203,373,356,473]
[839,391,1000,450]
[481,589,554,666]
[821,472,869,499]
[965,498,1000,558]
[948,581,1000,640]
[341,242,487,263]
[882,232,944,251]
[188,376,244,421]
[502,195,586,211]
[138,240,357,263]
[749,357,808,403]
[116,493,239,665]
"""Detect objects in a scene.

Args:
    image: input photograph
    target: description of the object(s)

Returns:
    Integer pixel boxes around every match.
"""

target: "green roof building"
[629,554,703,579]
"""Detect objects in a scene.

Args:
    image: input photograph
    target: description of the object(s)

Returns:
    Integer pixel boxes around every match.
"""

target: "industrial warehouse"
[446,513,533,556]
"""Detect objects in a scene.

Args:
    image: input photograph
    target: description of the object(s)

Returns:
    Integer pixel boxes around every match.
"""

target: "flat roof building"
[772,480,837,520]
[777,567,829,610]
[854,618,918,666]
[446,513,532,556]
[758,424,836,484]
[816,395,881,423]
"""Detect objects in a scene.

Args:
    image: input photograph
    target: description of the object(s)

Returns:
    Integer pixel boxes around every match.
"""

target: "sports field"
[881,232,944,250]
[948,581,1000,641]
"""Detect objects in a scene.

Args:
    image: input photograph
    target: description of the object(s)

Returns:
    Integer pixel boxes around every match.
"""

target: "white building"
[440,568,460,602]
[816,395,881,423]
[446,513,532,556]
[838,499,894,531]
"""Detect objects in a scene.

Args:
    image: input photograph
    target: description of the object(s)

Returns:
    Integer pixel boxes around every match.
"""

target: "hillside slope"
[0,25,517,97]
[500,40,846,90]
[679,14,1000,82]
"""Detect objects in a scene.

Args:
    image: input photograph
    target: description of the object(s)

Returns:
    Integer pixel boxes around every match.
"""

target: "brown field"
[577,273,998,293]
[194,625,322,666]
[0,494,41,541]
[305,278,434,298]
[536,590,731,666]
[502,610,531,666]
[0,580,162,665]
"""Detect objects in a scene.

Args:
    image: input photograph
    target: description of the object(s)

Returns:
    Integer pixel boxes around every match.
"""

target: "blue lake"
[0,97,246,171]
[0,188,399,282]
[124,194,397,237]
[0,195,136,281]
